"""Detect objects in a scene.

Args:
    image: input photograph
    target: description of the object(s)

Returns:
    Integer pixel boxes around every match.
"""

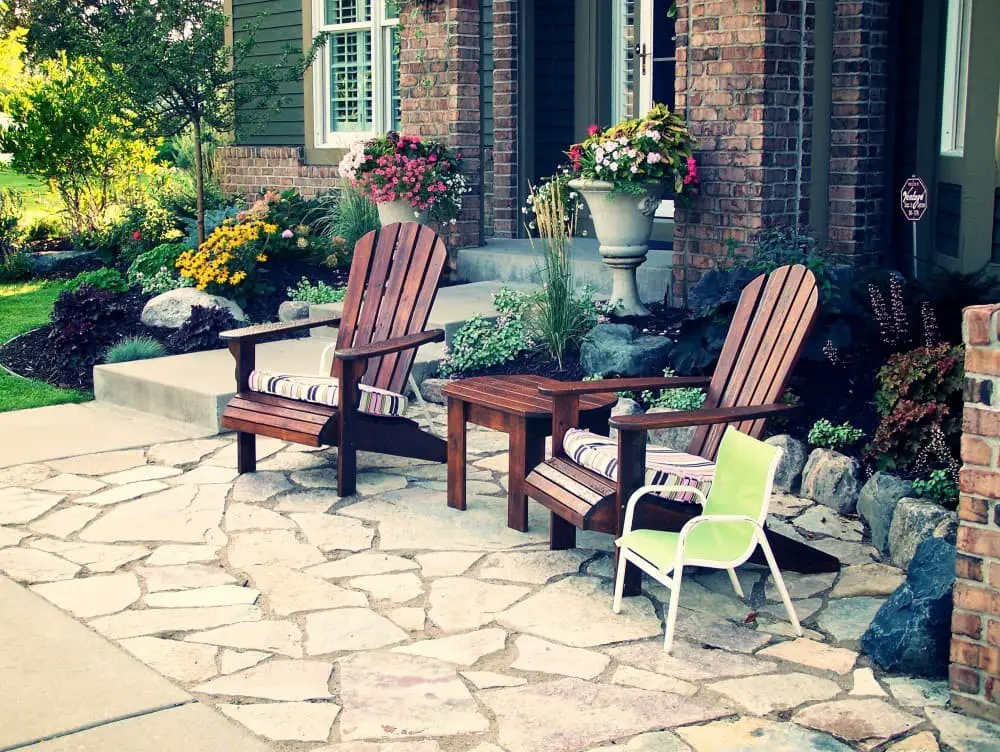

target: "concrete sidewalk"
[0,575,273,752]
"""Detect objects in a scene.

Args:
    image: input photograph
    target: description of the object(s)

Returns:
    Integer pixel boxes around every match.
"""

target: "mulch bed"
[608,300,687,338]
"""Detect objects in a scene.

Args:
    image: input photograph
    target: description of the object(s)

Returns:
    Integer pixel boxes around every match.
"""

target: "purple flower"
[281,229,294,239]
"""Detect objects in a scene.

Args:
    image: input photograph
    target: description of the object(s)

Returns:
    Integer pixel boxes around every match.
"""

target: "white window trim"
[940,0,972,156]
[312,0,399,149]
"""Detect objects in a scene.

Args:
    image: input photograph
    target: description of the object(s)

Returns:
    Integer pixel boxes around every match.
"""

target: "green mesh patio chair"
[613,427,802,652]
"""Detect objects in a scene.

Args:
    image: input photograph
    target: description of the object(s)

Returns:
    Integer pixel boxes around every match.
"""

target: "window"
[940,0,972,155]
[313,0,400,148]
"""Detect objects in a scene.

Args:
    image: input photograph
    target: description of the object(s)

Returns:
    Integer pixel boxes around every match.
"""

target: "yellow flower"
[256,253,268,263]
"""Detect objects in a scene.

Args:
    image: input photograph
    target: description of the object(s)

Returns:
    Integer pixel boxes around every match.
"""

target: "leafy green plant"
[912,468,960,508]
[166,305,237,354]
[22,215,66,242]
[312,188,379,263]
[286,277,345,305]
[439,289,531,377]
[127,243,186,280]
[0,250,34,282]
[105,335,167,363]
[0,186,23,260]
[807,418,865,451]
[65,268,130,293]
[642,368,706,411]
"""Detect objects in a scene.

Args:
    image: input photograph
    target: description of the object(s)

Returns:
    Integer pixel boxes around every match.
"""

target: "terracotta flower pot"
[377,199,427,226]
[568,178,663,316]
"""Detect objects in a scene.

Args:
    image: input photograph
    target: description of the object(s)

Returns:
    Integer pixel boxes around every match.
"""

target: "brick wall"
[951,303,1000,723]
[490,0,519,238]
[215,146,341,199]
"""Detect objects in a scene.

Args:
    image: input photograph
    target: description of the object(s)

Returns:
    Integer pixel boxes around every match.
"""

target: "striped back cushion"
[563,428,715,503]
[248,370,408,418]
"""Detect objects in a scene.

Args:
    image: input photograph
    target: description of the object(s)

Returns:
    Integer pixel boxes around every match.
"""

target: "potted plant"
[338,132,467,228]
[567,103,698,315]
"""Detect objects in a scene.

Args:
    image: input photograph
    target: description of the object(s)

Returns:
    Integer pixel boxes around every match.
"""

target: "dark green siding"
[233,0,306,146]
[481,0,494,149]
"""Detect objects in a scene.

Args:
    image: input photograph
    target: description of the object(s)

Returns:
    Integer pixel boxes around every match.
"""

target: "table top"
[442,374,617,418]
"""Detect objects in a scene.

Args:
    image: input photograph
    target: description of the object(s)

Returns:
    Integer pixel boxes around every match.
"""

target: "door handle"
[633,43,648,75]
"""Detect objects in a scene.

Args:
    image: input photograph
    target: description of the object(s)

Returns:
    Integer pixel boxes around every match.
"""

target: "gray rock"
[888,498,951,570]
[580,324,671,378]
[765,435,808,493]
[857,472,913,555]
[420,378,452,404]
[141,288,245,329]
[278,300,311,322]
[800,449,861,514]
[861,537,955,677]
[609,397,642,440]
[647,408,696,451]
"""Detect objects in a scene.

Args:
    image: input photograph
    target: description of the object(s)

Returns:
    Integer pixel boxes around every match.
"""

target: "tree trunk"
[193,115,206,246]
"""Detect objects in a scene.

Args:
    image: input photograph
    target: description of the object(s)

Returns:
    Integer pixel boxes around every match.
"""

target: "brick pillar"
[672,0,813,301]
[399,0,482,254]
[491,0,519,238]
[826,0,890,264]
[951,303,1000,722]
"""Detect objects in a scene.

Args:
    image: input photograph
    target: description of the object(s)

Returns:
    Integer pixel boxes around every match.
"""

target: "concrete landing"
[456,238,677,305]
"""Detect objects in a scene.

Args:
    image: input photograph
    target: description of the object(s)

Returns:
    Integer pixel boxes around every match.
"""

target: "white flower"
[610,162,619,171]
[630,165,639,173]
[646,152,663,165]
[595,148,605,161]
[450,218,457,225]
[569,192,578,198]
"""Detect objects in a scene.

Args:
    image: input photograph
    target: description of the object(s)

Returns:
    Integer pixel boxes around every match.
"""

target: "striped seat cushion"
[248,370,408,418]
[563,427,715,504]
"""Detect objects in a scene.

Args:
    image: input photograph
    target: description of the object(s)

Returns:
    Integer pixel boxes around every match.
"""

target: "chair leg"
[727,568,745,599]
[236,432,256,474]
[337,440,357,497]
[612,550,628,614]
[758,533,803,636]
[549,512,576,550]
[663,565,684,653]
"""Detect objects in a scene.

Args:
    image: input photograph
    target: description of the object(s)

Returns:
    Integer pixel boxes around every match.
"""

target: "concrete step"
[456,238,677,305]
[94,335,445,434]
[308,280,537,344]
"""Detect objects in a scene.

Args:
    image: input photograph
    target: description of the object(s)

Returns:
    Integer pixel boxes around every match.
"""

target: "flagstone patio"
[1,405,998,751]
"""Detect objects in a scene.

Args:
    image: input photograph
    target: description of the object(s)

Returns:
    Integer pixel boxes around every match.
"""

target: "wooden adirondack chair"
[218,222,449,496]
[522,264,840,596]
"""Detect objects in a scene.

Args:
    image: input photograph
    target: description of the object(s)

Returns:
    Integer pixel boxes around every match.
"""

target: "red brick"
[961,468,1000,500]
[953,638,983,668]
[965,305,1000,346]
[953,610,983,639]
[966,348,1000,377]
[957,553,986,582]
[960,495,990,525]
[963,436,994,467]
[951,663,982,693]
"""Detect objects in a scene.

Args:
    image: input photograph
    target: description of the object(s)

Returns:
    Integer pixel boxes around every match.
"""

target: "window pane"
[325,0,371,25]
[940,0,972,155]
[330,30,373,132]
[385,0,400,21]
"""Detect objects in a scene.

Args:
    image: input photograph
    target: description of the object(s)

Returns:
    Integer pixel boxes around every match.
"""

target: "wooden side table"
[442,374,616,532]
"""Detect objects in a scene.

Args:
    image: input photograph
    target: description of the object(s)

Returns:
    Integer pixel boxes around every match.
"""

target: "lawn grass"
[0,280,90,412]
[0,168,62,225]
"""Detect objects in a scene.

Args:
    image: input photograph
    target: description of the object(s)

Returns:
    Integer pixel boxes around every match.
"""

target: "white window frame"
[312,0,400,149]
[940,0,972,156]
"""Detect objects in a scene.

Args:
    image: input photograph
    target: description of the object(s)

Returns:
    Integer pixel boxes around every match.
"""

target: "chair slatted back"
[334,222,448,394]
[687,264,819,461]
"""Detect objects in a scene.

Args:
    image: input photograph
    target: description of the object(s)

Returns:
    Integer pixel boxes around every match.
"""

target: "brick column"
[399,0,482,254]
[490,0,519,238]
[951,303,1000,722]
[672,0,813,300]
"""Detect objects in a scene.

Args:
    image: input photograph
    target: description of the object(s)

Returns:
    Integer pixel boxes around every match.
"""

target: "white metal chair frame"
[612,448,803,653]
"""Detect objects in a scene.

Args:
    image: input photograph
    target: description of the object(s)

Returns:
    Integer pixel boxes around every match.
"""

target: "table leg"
[447,398,467,511]
[507,419,541,532]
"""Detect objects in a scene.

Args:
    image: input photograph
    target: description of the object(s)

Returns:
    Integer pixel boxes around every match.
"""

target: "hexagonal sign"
[900,176,928,222]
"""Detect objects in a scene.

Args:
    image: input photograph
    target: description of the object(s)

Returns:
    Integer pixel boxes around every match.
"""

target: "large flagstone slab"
[136,563,236,592]
[29,538,150,572]
[170,465,239,485]
[48,448,147,475]
[481,677,728,752]
[0,525,27,547]
[118,636,219,683]
[758,637,857,674]
[498,577,660,647]
[350,572,423,603]
[100,464,182,485]
[393,628,507,666]
[604,639,778,682]
[305,608,408,654]
[219,648,269,674]
[461,670,526,689]
[227,530,325,569]
[610,665,697,696]
[0,488,65,524]
[185,620,302,657]
[708,671,841,715]
[817,597,885,642]
[429,577,530,632]
[340,489,548,551]
[80,484,227,543]
[792,698,921,743]
[148,438,230,467]
[0,463,53,488]
[289,513,375,552]
[925,706,1000,751]
[145,544,218,566]
[90,604,261,639]
[33,473,106,494]
[337,652,489,741]
[247,564,367,615]
[232,471,293,502]
[309,552,418,579]
[313,740,443,751]
[886,731,940,751]
[0,547,80,582]
[511,635,610,678]
[477,550,591,584]
[830,563,905,599]
[674,610,772,653]
[31,573,140,618]
[224,503,295,531]
[206,438,285,468]
[415,551,481,578]
[677,716,852,751]
[28,506,100,538]
[74,480,170,507]
[219,701,341,742]
[145,584,260,608]
[193,658,333,700]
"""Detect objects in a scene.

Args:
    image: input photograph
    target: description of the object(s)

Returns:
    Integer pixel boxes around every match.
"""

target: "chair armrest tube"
[334,329,445,361]
[220,316,342,343]
[539,376,711,397]
[610,402,797,431]
[619,484,710,539]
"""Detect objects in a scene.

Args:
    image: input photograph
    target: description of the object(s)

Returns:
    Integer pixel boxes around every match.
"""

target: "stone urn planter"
[567,178,663,316]
[377,199,427,226]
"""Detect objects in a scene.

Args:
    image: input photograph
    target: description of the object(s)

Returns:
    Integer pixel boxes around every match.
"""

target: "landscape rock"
[609,397,642,440]
[647,408,697,451]
[278,300,311,322]
[141,288,245,329]
[579,324,671,378]
[857,472,913,554]
[419,378,452,404]
[765,435,809,493]
[800,449,862,514]
[888,498,952,569]
[861,537,955,677]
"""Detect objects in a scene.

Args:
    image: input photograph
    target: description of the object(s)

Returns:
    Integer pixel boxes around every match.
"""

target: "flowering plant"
[176,218,278,299]
[338,132,467,224]
[237,188,329,262]
[568,103,698,197]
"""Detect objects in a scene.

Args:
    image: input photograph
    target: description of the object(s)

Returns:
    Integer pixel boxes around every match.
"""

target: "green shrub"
[106,202,181,262]
[127,243,189,292]
[439,288,531,377]
[0,250,34,282]
[66,268,130,293]
[641,370,706,411]
[312,188,379,262]
[286,277,345,305]
[22,215,67,242]
[105,336,167,363]
[912,468,960,509]
[0,187,23,260]
[807,418,865,451]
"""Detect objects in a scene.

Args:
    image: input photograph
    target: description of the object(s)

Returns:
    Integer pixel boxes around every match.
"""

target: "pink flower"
[132,230,142,241]
[281,229,294,238]
[587,124,600,137]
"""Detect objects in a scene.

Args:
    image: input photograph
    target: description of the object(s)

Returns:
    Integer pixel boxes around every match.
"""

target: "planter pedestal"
[377,199,427,226]
[568,178,663,316]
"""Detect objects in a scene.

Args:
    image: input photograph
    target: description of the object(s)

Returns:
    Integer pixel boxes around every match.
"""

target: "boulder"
[888,498,955,570]
[647,407,696,451]
[579,324,671,378]
[800,449,862,514]
[861,537,955,677]
[765,435,809,493]
[609,397,642,441]
[278,300,311,322]
[141,289,245,329]
[419,378,452,405]
[857,473,913,556]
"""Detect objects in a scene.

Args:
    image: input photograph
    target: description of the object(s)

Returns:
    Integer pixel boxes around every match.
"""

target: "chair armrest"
[539,376,711,397]
[610,402,797,432]
[220,316,341,344]
[618,484,710,539]
[334,329,445,361]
